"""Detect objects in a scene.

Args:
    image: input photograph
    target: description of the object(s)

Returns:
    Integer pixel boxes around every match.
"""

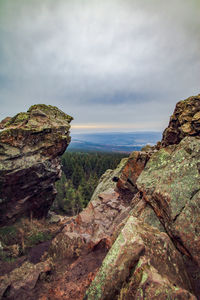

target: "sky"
[0,0,199,133]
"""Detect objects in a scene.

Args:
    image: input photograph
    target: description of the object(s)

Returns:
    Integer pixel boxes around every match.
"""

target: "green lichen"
[140,271,148,284]
[5,112,29,127]
[137,137,200,217]
[28,104,73,122]
[85,217,144,300]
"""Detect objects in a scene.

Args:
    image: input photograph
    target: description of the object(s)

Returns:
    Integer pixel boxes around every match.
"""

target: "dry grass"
[0,217,60,261]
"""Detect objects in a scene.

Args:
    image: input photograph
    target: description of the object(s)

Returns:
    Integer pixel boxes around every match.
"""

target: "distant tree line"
[51,152,127,215]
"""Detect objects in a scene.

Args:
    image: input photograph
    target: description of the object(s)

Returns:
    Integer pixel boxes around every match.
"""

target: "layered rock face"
[162,94,200,147]
[0,104,72,225]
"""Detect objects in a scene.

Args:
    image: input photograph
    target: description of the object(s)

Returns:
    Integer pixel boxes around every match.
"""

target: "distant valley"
[68,132,162,152]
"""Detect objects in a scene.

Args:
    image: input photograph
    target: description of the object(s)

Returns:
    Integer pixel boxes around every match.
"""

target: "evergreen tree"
[53,151,127,215]
[72,164,84,188]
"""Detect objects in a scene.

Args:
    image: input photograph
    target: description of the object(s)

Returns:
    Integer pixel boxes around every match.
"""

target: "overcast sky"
[0,0,199,133]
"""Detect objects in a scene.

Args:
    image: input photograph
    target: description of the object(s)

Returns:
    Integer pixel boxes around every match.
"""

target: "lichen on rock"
[0,104,73,225]
[137,136,200,264]
[85,217,194,300]
[161,94,200,147]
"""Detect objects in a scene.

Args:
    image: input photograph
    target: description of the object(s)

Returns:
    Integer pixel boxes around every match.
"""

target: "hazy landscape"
[69,131,162,152]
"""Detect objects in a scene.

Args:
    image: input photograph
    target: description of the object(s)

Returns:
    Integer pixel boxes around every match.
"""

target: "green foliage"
[0,251,16,262]
[0,225,18,245]
[26,231,52,247]
[53,152,127,215]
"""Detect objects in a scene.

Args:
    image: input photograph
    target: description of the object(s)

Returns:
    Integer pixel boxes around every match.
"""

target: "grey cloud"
[0,0,199,130]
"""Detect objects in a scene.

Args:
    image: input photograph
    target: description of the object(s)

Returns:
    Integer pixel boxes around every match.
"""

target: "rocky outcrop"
[83,95,200,299]
[117,151,151,193]
[0,259,52,299]
[137,136,200,264]
[49,182,132,260]
[137,136,200,295]
[90,157,128,201]
[0,117,11,129]
[1,95,199,299]
[49,151,151,260]
[47,150,162,299]
[162,94,200,147]
[85,217,195,300]
[83,132,200,299]
[0,104,72,225]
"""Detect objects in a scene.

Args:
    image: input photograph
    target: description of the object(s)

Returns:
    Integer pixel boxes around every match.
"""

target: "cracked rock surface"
[137,136,200,264]
[85,217,195,300]
[0,104,72,225]
[162,94,200,147]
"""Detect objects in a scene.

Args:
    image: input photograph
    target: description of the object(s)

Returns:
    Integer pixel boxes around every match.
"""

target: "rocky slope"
[39,95,199,300]
[0,95,199,300]
[0,104,73,225]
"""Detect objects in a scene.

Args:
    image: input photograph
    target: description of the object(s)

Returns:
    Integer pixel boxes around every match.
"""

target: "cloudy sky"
[0,0,199,133]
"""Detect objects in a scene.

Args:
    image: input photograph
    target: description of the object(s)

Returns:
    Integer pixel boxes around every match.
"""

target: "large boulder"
[85,217,195,300]
[137,136,200,296]
[117,151,152,193]
[162,94,200,147]
[0,259,52,299]
[137,136,200,264]
[0,104,72,225]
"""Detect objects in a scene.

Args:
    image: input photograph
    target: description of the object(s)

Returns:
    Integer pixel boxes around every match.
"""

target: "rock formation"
[85,217,195,300]
[0,259,52,299]
[84,96,200,299]
[0,117,11,129]
[49,152,150,260]
[137,136,200,263]
[0,104,72,225]
[0,95,199,300]
[162,94,200,147]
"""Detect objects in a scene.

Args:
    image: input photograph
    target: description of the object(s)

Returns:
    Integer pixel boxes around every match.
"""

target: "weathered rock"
[85,217,195,300]
[49,158,128,259]
[49,150,156,261]
[130,193,166,233]
[49,188,133,260]
[0,104,72,225]
[137,137,200,263]
[0,259,52,299]
[90,157,128,201]
[137,136,200,296]
[0,117,11,129]
[37,246,108,300]
[117,151,151,193]
[162,94,200,147]
[48,103,200,298]
[119,260,196,300]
